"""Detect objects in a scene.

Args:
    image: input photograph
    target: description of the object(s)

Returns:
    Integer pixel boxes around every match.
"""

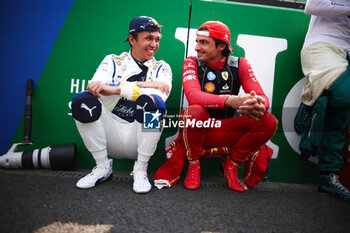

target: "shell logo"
[204,82,215,93]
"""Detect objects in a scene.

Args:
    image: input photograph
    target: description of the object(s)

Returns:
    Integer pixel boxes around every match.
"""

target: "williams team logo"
[143,110,162,129]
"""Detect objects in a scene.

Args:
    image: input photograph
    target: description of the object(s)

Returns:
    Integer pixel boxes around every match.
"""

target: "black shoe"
[318,173,350,202]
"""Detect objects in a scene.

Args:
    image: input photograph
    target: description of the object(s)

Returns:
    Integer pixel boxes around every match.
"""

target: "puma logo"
[136,102,148,111]
[81,103,97,117]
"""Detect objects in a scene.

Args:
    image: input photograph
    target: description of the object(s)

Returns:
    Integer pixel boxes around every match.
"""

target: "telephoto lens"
[0,143,77,170]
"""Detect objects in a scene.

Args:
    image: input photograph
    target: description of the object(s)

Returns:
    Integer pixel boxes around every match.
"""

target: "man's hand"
[225,91,266,121]
[87,82,121,98]
[136,81,170,95]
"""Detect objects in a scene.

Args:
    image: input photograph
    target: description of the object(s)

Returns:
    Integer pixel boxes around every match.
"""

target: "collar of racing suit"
[205,56,227,70]
[120,51,156,81]
[127,50,156,68]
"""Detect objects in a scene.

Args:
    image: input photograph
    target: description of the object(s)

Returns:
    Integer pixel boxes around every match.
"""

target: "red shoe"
[184,160,201,190]
[219,158,247,192]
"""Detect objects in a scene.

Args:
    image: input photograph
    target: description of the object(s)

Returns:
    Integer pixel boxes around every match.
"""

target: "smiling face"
[129,31,161,62]
[195,34,225,63]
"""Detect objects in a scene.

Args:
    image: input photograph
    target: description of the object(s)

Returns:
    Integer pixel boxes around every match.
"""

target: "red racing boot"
[220,158,247,192]
[184,159,201,190]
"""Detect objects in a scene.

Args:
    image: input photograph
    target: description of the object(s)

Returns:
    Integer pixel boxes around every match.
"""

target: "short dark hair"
[197,27,231,57]
[213,38,231,57]
[128,32,138,47]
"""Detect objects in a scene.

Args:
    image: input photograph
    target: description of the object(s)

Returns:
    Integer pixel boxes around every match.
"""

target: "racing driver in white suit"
[71,16,172,193]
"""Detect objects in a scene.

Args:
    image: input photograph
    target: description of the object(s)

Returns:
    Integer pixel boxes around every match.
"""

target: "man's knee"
[71,91,102,123]
[134,94,167,123]
[260,112,278,135]
[183,104,210,121]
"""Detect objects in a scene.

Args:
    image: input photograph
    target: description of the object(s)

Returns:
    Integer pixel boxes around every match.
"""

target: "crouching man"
[72,16,172,193]
[154,21,277,191]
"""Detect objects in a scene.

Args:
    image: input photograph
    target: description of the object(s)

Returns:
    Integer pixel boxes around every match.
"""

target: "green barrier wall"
[12,0,315,183]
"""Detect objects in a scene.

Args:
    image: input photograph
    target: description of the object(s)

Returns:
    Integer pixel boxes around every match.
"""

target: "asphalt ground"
[0,169,349,233]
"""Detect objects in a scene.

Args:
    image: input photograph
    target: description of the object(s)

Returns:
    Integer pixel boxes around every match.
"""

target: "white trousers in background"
[301,41,348,106]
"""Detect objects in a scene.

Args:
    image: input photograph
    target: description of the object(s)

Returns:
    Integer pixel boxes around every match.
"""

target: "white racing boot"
[76,159,113,189]
[131,162,151,193]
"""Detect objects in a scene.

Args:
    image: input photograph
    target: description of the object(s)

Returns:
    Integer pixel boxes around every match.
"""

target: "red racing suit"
[154,56,277,189]
[181,56,277,163]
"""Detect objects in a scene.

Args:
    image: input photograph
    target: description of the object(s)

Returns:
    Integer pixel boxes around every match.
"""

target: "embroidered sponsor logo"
[113,105,134,118]
[207,72,216,81]
[210,148,219,154]
[161,66,171,75]
[183,63,195,70]
[183,70,195,76]
[137,102,148,111]
[204,82,215,93]
[219,83,230,93]
[222,83,229,90]
[221,71,228,81]
[248,69,257,82]
[183,75,196,82]
[113,98,135,121]
[80,103,97,117]
[112,54,126,61]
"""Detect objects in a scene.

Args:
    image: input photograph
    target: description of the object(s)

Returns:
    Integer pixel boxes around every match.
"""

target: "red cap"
[197,21,233,53]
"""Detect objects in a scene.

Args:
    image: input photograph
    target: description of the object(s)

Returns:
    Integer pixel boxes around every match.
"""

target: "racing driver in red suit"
[155,21,278,191]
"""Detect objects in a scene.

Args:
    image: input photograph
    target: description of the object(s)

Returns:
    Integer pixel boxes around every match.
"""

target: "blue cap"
[125,16,161,41]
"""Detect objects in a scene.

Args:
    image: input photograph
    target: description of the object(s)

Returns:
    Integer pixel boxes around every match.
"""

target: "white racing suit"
[75,51,172,164]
